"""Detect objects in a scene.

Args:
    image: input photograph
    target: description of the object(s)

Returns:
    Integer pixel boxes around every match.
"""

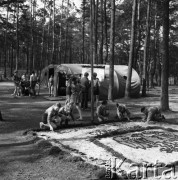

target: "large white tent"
[40,64,141,98]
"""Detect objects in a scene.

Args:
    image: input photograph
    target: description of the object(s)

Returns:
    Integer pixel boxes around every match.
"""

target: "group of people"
[12,70,39,97]
[96,100,165,123]
[40,90,165,132]
[39,71,166,131]
[64,72,100,121]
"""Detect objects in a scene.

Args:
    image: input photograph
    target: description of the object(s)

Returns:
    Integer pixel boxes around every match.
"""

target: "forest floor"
[0,81,178,180]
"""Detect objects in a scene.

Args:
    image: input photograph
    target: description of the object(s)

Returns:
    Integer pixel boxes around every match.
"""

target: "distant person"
[96,100,109,122]
[40,102,62,131]
[66,76,72,103]
[19,73,27,96]
[141,106,165,123]
[12,70,20,97]
[93,72,100,108]
[81,72,90,110]
[70,77,83,121]
[30,71,37,96]
[0,110,4,121]
[116,103,131,121]
[48,75,54,97]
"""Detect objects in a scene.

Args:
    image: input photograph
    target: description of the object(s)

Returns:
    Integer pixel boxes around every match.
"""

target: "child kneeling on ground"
[116,103,131,121]
[96,100,109,122]
[40,102,62,131]
[141,106,165,123]
[58,101,75,125]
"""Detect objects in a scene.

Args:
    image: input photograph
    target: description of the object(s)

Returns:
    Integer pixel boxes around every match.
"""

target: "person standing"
[66,76,72,103]
[0,110,4,121]
[30,71,37,96]
[81,72,90,109]
[48,75,54,97]
[93,72,100,108]
[12,70,20,97]
[70,77,83,121]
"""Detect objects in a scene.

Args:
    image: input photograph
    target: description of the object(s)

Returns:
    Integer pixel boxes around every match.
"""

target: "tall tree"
[108,0,115,101]
[161,0,170,111]
[142,0,151,96]
[94,0,98,64]
[4,0,9,77]
[99,0,104,64]
[150,1,158,88]
[125,0,137,98]
[104,0,108,63]
[16,1,19,70]
[30,0,34,72]
[51,0,55,64]
[82,0,86,63]
[90,0,94,121]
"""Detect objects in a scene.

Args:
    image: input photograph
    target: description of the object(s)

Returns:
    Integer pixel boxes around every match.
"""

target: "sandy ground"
[1,81,178,180]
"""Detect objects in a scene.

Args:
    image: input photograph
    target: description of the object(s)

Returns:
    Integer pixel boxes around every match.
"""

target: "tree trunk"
[108,0,115,101]
[40,1,46,70]
[4,0,9,78]
[99,0,104,64]
[133,0,141,70]
[90,0,94,121]
[150,1,158,88]
[94,0,98,64]
[104,0,108,64]
[161,0,169,111]
[82,0,85,64]
[125,0,137,98]
[142,0,151,97]
[64,0,69,63]
[16,1,19,71]
[51,0,55,64]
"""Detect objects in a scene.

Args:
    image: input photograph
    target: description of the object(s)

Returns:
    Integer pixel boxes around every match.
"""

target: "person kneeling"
[141,106,165,123]
[40,102,61,131]
[116,103,131,121]
[96,100,109,122]
[58,102,75,126]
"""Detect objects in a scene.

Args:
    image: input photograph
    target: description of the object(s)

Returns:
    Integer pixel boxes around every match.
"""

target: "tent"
[41,64,141,99]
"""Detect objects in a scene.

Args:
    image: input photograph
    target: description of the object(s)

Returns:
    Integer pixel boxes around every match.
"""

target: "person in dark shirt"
[81,72,90,109]
[96,100,109,122]
[0,110,4,121]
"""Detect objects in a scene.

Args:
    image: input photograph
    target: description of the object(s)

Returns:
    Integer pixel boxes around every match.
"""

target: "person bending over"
[96,100,109,122]
[40,102,61,131]
[141,106,165,123]
[58,102,75,125]
[116,103,131,121]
